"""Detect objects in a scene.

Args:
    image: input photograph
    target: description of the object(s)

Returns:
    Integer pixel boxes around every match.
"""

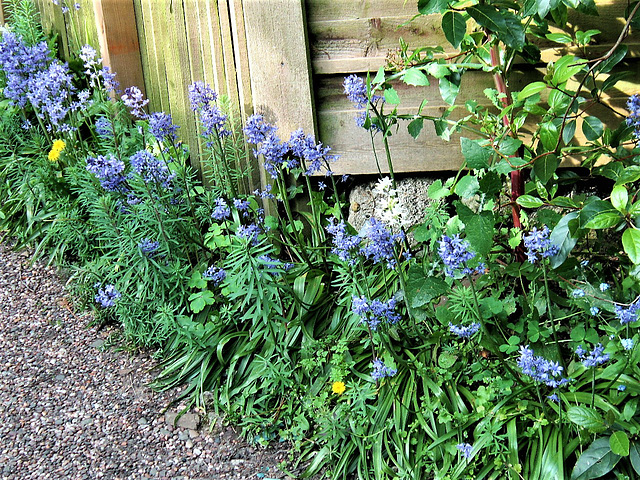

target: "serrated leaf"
[571,437,620,480]
[623,228,640,264]
[457,204,494,257]
[403,68,430,86]
[188,271,207,289]
[408,118,424,139]
[567,406,607,432]
[461,137,491,169]
[439,73,460,105]
[384,88,400,104]
[610,431,630,457]
[442,11,466,49]
[502,13,526,50]
[406,265,448,308]
[611,185,628,213]
[438,351,458,369]
[454,175,480,198]
[582,116,604,141]
[427,179,450,200]
[533,154,560,184]
[517,82,547,102]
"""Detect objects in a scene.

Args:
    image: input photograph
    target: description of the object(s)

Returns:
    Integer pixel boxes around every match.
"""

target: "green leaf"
[384,88,400,104]
[438,351,458,369]
[425,62,450,79]
[498,137,522,156]
[442,11,466,49]
[188,290,215,314]
[406,265,448,308]
[188,271,207,289]
[373,66,385,84]
[630,442,640,475]
[566,406,607,432]
[610,431,630,457]
[611,185,628,213]
[563,120,577,144]
[533,154,559,184]
[582,116,604,141]
[428,179,450,200]
[457,204,494,257]
[461,137,491,169]
[403,68,430,86]
[578,200,620,229]
[467,5,506,35]
[439,73,460,105]
[623,228,640,264]
[408,118,423,139]
[552,55,585,85]
[546,32,573,44]
[571,438,620,480]
[517,195,545,208]
[598,45,628,74]
[502,13,526,51]
[583,212,622,229]
[417,0,448,15]
[615,166,640,186]
[540,121,559,151]
[517,82,547,102]
[454,175,480,198]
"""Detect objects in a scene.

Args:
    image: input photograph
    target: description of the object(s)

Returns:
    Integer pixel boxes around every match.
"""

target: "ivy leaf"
[623,228,640,264]
[403,68,430,86]
[610,431,630,457]
[442,10,466,49]
[582,116,604,141]
[408,118,424,139]
[461,137,491,169]
[571,437,620,480]
[533,154,559,184]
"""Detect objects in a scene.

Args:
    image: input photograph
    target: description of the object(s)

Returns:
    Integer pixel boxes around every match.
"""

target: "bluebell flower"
[618,384,627,392]
[211,198,231,221]
[352,295,401,331]
[621,338,634,351]
[138,238,159,257]
[577,343,609,368]
[189,81,230,142]
[523,226,559,263]
[572,289,586,298]
[626,94,640,141]
[326,217,361,264]
[615,299,640,325]
[95,117,113,137]
[580,260,589,267]
[438,234,484,278]
[86,154,127,192]
[244,114,277,145]
[548,393,559,402]
[360,218,404,269]
[599,283,610,292]
[148,111,179,143]
[318,181,327,191]
[130,150,174,187]
[95,284,121,308]
[287,128,338,176]
[590,306,600,315]
[237,224,261,245]
[449,322,481,339]
[517,345,567,388]
[233,198,250,213]
[79,44,98,71]
[456,443,473,460]
[27,60,75,130]
[121,86,148,118]
[203,265,226,286]
[343,75,368,108]
[370,359,397,381]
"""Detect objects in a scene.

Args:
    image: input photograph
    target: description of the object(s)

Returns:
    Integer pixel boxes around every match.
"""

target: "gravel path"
[0,242,293,480]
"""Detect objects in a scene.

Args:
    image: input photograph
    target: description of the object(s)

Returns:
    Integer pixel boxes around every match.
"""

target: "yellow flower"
[331,381,346,395]
[48,139,66,162]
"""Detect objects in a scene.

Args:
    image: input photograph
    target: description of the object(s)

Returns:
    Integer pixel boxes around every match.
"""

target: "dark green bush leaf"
[533,154,559,184]
[517,195,545,208]
[567,406,607,432]
[442,11,466,49]
[408,118,424,139]
[623,228,640,264]
[582,116,604,141]
[461,137,491,169]
[610,431,630,457]
[571,437,620,480]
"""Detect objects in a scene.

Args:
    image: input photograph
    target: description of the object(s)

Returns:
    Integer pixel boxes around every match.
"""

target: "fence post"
[92,0,145,94]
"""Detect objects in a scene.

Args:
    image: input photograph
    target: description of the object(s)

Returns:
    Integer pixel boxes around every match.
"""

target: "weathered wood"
[92,0,144,96]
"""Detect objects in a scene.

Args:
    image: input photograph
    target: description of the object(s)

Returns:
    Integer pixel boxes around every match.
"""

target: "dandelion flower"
[331,381,346,395]
[48,139,66,161]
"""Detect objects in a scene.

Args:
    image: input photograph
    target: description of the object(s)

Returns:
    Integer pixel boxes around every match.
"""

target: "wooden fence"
[13,0,640,179]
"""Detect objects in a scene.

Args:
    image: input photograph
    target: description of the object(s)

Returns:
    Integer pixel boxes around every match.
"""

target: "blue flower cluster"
[95,117,113,138]
[627,94,640,141]
[211,198,231,221]
[86,154,127,192]
[360,218,404,269]
[517,345,568,388]
[371,359,397,381]
[438,234,485,278]
[94,284,121,308]
[325,218,361,264]
[621,338,634,351]
[456,443,473,460]
[79,44,119,94]
[615,299,640,325]
[188,81,230,144]
[236,224,261,245]
[129,150,174,187]
[148,112,179,143]
[27,61,77,130]
[576,343,609,367]
[138,239,159,257]
[343,74,384,129]
[243,114,337,179]
[121,86,149,119]
[0,32,51,108]
[233,198,250,215]
[351,295,401,330]
[449,322,481,339]
[203,266,226,286]
[523,226,559,264]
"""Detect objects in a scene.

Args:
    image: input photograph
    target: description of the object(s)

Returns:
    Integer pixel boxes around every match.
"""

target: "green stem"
[543,264,566,370]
